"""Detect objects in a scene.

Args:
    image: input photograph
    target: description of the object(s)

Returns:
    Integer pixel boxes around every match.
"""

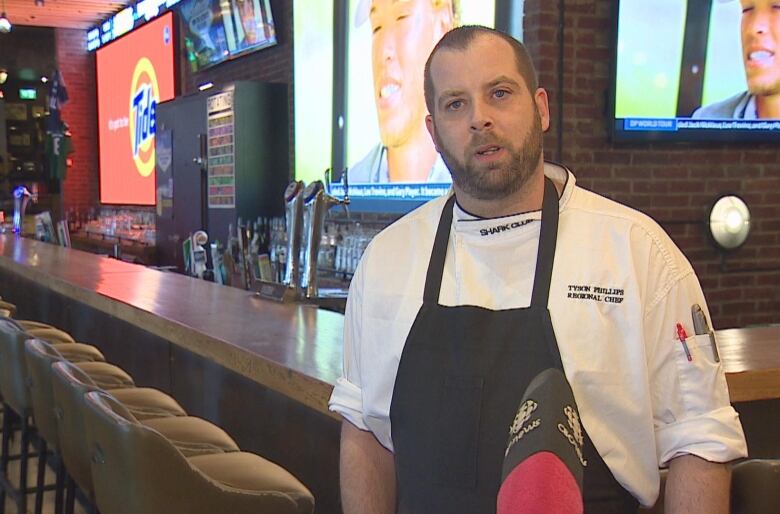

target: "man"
[330,26,747,513]
[694,0,780,119]
[348,0,454,183]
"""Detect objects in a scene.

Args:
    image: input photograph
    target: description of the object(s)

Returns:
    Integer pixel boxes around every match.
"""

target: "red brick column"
[55,28,99,213]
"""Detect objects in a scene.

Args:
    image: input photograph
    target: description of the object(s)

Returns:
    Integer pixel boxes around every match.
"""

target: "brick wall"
[55,28,99,213]
[524,0,780,328]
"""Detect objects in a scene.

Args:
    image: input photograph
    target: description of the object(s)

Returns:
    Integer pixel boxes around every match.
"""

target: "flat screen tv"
[611,0,780,142]
[179,0,277,72]
[294,0,500,212]
[96,12,177,205]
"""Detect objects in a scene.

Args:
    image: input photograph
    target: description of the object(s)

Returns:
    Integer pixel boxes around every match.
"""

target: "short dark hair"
[423,26,539,114]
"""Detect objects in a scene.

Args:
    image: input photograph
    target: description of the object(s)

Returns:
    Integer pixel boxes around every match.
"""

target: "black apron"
[389,178,639,513]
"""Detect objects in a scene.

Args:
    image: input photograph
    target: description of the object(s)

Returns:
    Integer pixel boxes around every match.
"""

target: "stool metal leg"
[34,438,47,514]
[0,403,12,514]
[17,414,30,514]
[65,474,75,514]
[55,456,65,514]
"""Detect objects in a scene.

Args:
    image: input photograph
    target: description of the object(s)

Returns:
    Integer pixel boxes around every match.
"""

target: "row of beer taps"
[282,168,349,300]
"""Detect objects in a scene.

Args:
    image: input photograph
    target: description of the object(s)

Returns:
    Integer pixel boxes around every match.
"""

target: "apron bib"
[389,178,638,513]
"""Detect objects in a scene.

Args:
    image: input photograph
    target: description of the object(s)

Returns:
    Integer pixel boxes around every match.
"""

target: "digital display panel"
[97,12,176,205]
[612,0,780,142]
[179,0,277,72]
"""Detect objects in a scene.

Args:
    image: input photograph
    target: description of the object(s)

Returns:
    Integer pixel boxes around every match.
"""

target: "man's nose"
[469,102,494,132]
[747,10,770,35]
[378,33,396,63]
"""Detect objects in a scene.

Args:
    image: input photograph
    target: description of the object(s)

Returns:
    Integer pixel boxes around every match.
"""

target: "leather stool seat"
[17,320,56,331]
[142,417,240,457]
[0,300,17,318]
[25,327,75,344]
[52,342,105,363]
[72,361,135,390]
[189,451,314,509]
[83,391,314,514]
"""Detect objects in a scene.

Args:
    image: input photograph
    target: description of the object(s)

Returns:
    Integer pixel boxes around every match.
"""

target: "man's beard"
[435,111,543,201]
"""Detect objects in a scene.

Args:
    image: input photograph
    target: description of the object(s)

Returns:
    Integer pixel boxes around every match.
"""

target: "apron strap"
[423,194,456,303]
[530,178,559,309]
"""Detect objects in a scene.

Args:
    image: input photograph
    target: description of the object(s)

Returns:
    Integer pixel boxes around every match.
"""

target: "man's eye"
[372,24,382,35]
[494,89,509,99]
[447,100,463,110]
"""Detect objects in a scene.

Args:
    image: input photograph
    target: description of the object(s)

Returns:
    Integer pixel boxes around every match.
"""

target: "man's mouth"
[379,83,400,99]
[747,49,775,65]
[476,145,502,156]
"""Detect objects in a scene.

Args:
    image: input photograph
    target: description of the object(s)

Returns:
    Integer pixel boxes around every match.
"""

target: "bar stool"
[25,339,110,514]
[82,391,315,514]
[0,321,61,514]
[51,361,240,514]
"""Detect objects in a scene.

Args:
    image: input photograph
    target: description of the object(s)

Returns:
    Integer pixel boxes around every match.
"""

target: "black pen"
[691,304,720,363]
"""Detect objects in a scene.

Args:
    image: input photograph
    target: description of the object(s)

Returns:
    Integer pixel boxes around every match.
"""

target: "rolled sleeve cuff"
[329,377,369,431]
[656,406,748,467]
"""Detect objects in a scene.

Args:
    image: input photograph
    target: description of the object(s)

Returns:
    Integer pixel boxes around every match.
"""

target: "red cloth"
[497,451,584,514]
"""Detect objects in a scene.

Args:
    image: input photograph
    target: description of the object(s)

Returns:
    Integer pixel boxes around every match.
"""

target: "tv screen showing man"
[694,0,780,119]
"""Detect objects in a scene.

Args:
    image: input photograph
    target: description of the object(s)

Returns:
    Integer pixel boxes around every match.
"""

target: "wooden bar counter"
[0,234,343,415]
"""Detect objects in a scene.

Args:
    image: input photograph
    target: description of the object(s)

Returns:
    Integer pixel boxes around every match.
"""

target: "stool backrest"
[50,360,103,499]
[24,339,68,451]
[0,320,34,415]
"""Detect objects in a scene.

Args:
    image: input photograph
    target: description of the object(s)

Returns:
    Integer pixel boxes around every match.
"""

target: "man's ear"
[534,88,551,133]
[425,114,440,152]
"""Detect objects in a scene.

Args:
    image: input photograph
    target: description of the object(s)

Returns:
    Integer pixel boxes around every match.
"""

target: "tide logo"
[128,57,159,178]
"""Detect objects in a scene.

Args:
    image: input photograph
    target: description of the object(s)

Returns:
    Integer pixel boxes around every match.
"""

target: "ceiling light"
[0,69,7,84]
[709,195,751,251]
[41,76,48,83]
[198,82,214,91]
[0,13,10,33]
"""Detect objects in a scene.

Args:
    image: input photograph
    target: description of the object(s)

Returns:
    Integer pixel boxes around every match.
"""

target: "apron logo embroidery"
[505,399,541,456]
[567,284,625,304]
[558,405,588,466]
[479,218,535,237]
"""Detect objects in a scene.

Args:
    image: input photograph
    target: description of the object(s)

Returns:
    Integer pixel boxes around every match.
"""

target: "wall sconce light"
[708,195,750,251]
[0,13,10,34]
[0,68,7,84]
[0,0,10,33]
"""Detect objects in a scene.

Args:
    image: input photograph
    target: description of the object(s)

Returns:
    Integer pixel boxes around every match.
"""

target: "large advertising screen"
[612,0,780,141]
[97,12,176,205]
[294,0,496,209]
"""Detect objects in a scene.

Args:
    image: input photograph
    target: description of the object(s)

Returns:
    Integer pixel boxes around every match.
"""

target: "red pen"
[676,323,693,362]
